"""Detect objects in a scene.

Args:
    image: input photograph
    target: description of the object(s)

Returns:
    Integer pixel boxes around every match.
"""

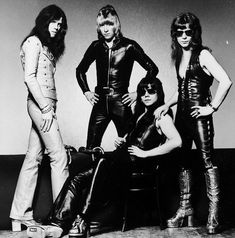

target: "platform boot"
[167,169,194,228]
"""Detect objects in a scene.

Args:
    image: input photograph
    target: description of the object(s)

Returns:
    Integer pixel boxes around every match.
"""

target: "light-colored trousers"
[10,98,69,220]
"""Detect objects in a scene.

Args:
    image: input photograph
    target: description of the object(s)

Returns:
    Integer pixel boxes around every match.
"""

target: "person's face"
[140,85,158,107]
[98,14,117,42]
[48,17,62,38]
[176,23,193,49]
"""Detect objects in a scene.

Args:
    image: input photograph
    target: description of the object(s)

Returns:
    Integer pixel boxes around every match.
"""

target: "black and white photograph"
[0,0,234,237]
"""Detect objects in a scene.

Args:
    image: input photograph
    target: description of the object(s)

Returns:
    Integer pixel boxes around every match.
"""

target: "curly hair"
[96,5,123,40]
[21,4,67,61]
[134,76,165,119]
[170,12,203,66]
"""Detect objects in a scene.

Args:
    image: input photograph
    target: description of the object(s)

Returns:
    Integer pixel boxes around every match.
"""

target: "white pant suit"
[10,36,69,222]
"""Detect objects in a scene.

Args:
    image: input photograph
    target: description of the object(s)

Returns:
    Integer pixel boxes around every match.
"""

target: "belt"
[96,87,126,96]
[101,87,114,96]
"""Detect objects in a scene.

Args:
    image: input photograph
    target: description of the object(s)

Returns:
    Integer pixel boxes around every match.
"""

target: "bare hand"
[84,91,99,106]
[122,92,137,107]
[191,105,214,118]
[41,109,55,133]
[154,104,169,120]
[114,136,126,148]
[128,145,146,158]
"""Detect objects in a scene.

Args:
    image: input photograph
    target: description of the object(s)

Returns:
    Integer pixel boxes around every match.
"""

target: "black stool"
[122,164,162,231]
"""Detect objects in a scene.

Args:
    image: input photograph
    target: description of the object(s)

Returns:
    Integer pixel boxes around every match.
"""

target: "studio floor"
[1,226,235,238]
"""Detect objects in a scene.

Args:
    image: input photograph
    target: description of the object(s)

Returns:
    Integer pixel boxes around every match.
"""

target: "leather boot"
[205,167,220,234]
[167,169,194,228]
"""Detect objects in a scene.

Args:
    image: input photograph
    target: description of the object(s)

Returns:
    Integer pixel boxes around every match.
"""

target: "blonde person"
[76,5,159,150]
[10,5,69,231]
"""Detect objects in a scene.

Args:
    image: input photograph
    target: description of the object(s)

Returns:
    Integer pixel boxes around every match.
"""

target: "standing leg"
[10,124,44,229]
[111,96,132,137]
[205,167,220,234]
[39,119,69,200]
[167,113,195,228]
[28,99,69,201]
[194,117,219,234]
[167,168,194,227]
[86,104,110,149]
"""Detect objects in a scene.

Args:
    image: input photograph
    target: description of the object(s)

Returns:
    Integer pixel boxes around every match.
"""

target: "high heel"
[12,219,41,232]
[167,209,194,228]
[167,169,194,228]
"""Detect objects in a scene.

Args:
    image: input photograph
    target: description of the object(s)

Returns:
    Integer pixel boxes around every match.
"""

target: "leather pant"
[86,93,132,149]
[175,107,215,170]
[46,148,131,234]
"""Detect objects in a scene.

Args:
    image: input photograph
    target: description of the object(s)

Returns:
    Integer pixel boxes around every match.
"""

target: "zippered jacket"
[76,36,159,94]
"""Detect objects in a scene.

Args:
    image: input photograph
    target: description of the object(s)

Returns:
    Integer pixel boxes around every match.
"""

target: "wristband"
[41,104,49,111]
[209,103,218,112]
[42,105,52,114]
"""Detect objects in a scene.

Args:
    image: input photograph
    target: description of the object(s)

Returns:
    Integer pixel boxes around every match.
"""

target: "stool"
[122,164,162,231]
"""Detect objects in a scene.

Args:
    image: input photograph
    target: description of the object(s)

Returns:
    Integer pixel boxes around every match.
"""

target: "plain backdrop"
[0,0,234,154]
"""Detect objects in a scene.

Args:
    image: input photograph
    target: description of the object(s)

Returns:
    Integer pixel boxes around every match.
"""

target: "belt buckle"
[103,87,114,96]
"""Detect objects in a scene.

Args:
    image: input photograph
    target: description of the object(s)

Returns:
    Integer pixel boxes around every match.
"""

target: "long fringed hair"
[170,12,209,68]
[96,5,123,40]
[21,4,67,61]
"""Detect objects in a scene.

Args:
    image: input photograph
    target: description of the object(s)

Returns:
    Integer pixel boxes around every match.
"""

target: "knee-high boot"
[167,169,194,228]
[205,167,220,234]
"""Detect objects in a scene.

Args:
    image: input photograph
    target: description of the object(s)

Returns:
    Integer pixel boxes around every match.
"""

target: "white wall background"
[0,0,234,154]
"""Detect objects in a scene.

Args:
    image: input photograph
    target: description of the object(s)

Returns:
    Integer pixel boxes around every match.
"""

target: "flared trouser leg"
[10,98,69,220]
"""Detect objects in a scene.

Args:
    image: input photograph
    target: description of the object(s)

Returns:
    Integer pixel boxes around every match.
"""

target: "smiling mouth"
[181,41,189,45]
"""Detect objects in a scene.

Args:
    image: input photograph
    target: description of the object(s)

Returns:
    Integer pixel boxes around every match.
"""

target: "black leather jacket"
[76,36,158,94]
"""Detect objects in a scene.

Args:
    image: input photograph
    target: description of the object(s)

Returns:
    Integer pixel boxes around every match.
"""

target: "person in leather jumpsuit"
[76,5,159,149]
[154,12,232,234]
[27,76,182,238]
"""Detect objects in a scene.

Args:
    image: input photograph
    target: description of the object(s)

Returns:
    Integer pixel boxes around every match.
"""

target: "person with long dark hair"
[10,4,69,231]
[76,5,159,150]
[26,76,181,238]
[155,12,232,234]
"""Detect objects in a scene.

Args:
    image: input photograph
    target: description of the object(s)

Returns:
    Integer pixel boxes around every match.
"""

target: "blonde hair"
[96,5,122,39]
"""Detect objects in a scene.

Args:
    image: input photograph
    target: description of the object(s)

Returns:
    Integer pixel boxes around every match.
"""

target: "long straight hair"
[21,4,67,61]
[170,12,204,67]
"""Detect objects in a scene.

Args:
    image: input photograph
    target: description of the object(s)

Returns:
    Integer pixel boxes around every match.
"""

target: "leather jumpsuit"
[76,36,158,149]
[46,108,165,234]
[175,50,215,169]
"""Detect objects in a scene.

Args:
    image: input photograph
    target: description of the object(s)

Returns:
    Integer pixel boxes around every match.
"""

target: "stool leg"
[156,175,164,229]
[122,194,129,232]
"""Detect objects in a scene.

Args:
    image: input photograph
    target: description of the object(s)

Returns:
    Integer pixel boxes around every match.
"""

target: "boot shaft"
[179,169,192,207]
[205,167,220,201]
[204,167,220,234]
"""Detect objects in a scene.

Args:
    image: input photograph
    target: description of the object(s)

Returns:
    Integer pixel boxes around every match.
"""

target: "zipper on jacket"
[106,48,112,114]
